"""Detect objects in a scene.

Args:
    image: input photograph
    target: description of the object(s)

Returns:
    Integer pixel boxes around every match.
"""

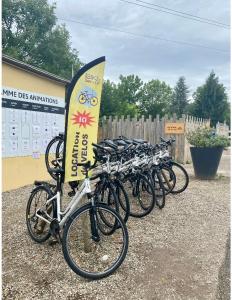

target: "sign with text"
[165,122,185,134]
[2,87,64,158]
[2,87,64,114]
[64,57,105,182]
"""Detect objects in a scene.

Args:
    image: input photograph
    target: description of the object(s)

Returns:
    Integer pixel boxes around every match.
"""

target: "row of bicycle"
[26,134,189,279]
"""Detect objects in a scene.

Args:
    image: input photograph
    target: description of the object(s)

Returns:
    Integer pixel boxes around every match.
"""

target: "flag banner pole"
[63,56,105,182]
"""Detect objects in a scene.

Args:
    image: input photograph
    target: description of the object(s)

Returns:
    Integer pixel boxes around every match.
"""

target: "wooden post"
[148,115,152,143]
[179,114,185,163]
[114,115,118,138]
[120,115,124,137]
[144,116,147,141]
[155,114,160,144]
[132,115,137,138]
[161,115,165,139]
[108,115,112,139]
[126,115,130,138]
[102,116,106,140]
[141,115,144,139]
[81,193,92,253]
[171,113,177,159]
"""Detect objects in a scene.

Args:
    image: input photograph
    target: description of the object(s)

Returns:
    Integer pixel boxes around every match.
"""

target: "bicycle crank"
[50,219,62,243]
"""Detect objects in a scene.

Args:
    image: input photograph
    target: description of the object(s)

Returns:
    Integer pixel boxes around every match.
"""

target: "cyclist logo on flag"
[77,86,98,107]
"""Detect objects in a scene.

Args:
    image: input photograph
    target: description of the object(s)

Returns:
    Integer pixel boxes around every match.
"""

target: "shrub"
[186,127,230,148]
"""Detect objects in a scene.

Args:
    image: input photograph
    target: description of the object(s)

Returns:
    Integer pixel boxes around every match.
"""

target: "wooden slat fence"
[98,114,210,163]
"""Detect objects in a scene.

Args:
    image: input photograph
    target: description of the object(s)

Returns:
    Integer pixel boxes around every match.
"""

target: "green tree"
[139,80,173,118]
[100,80,118,117]
[37,24,82,79]
[224,105,230,127]
[185,101,195,116]
[116,74,143,104]
[171,76,189,117]
[192,71,229,126]
[118,101,138,117]
[2,0,82,79]
[100,79,138,117]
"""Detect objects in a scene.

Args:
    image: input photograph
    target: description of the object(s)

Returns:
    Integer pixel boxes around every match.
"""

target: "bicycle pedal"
[48,238,60,246]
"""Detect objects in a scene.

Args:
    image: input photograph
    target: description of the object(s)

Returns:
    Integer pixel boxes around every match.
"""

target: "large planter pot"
[190,146,223,179]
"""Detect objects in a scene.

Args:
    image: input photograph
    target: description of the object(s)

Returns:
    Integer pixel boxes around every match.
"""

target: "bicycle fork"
[89,197,100,242]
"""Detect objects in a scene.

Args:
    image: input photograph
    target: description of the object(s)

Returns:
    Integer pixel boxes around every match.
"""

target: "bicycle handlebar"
[92,142,112,154]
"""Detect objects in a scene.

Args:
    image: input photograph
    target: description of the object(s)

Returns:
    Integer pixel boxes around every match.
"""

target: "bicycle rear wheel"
[26,185,56,243]
[45,135,64,180]
[62,203,129,279]
[170,162,189,194]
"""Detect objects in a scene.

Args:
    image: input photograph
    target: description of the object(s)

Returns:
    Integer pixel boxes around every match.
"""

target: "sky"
[49,0,230,96]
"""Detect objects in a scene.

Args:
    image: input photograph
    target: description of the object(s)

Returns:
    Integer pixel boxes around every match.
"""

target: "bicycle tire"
[153,171,166,209]
[90,96,98,106]
[169,162,189,194]
[62,203,129,279]
[45,135,64,180]
[26,185,56,243]
[97,181,130,230]
[124,174,155,218]
[95,182,120,232]
[78,93,87,104]
[159,166,176,195]
[115,180,130,224]
[96,181,120,211]
[56,139,64,161]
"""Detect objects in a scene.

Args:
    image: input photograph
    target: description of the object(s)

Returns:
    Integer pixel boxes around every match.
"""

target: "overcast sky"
[49,0,230,95]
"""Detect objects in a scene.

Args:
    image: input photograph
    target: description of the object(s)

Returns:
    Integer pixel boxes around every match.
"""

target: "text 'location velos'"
[64,56,105,182]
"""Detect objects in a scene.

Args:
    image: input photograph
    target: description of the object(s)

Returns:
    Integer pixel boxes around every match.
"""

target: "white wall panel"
[2,87,65,158]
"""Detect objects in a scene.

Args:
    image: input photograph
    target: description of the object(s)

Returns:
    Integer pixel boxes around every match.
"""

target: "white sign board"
[2,86,65,158]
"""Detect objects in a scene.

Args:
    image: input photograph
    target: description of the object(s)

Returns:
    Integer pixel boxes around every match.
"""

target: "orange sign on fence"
[165,122,185,134]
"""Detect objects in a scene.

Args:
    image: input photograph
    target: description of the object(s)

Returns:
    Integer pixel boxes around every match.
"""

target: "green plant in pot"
[186,127,230,179]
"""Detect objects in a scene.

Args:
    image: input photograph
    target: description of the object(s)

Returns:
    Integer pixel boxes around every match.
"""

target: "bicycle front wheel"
[159,166,176,195]
[123,174,155,218]
[90,96,98,106]
[115,180,130,224]
[62,203,129,279]
[152,170,166,209]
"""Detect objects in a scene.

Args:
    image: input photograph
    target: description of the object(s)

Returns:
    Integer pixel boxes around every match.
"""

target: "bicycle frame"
[35,177,92,228]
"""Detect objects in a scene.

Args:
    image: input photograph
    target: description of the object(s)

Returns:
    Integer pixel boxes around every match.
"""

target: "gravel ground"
[2,163,230,299]
[216,232,230,300]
